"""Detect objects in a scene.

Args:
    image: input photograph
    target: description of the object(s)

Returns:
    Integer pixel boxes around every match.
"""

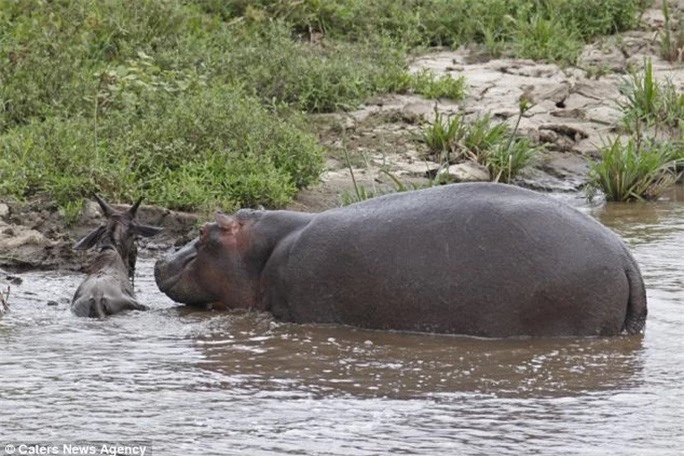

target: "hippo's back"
[269,183,644,337]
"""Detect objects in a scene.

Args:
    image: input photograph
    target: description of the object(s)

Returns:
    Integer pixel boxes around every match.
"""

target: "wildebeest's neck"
[85,248,130,279]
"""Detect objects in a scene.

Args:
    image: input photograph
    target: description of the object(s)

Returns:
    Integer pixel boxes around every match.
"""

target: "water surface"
[1,189,682,455]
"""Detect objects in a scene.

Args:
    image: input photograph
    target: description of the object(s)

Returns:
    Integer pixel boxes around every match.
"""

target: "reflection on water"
[1,187,683,455]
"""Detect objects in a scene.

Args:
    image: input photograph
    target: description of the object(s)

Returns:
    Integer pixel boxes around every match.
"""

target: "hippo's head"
[155,213,260,309]
[75,194,163,276]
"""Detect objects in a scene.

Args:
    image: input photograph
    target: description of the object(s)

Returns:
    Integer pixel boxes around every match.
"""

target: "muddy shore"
[0,5,681,273]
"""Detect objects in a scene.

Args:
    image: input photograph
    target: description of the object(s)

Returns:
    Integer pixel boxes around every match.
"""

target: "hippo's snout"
[154,239,214,306]
[154,257,173,293]
[154,241,196,293]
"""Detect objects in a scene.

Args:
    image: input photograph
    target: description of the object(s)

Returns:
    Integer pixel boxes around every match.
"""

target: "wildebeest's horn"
[93,194,115,217]
[129,197,143,217]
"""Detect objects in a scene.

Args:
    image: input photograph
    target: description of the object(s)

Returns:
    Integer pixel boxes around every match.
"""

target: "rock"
[0,287,8,313]
[538,151,591,184]
[336,115,356,132]
[442,162,491,182]
[514,168,583,192]
[79,200,103,225]
[537,82,571,106]
[580,43,626,73]
[539,123,590,142]
[47,300,59,307]
[395,161,440,178]
[5,275,22,285]
[402,100,435,122]
[585,106,623,126]
[0,203,9,219]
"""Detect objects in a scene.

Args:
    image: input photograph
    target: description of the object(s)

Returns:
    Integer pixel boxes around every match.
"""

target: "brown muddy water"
[1,189,683,455]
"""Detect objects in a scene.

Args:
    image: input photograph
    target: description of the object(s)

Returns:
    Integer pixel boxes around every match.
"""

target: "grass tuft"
[588,138,681,202]
[421,101,539,183]
[408,71,467,100]
[659,1,684,63]
[620,58,684,137]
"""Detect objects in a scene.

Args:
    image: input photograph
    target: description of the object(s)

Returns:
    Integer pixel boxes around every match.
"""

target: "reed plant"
[421,100,538,183]
[588,138,681,202]
[659,1,684,63]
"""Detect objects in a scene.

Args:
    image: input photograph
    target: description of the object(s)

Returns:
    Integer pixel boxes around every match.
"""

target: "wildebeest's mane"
[84,248,129,276]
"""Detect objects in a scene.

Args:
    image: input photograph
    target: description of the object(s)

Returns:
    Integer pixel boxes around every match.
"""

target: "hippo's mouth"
[154,240,198,294]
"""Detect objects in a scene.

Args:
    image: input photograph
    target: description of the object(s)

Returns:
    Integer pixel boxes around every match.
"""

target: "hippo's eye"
[199,225,209,243]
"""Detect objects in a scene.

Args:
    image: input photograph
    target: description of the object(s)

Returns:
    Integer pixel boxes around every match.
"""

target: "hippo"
[72,195,162,318]
[154,183,647,337]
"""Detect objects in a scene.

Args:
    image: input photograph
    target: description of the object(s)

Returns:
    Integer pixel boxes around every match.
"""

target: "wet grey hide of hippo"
[71,195,162,318]
[155,183,647,338]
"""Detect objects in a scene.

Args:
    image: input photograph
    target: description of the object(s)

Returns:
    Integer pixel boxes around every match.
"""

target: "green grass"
[620,58,684,137]
[588,138,681,202]
[589,57,683,202]
[512,12,584,65]
[0,86,324,212]
[407,70,467,100]
[421,111,468,162]
[202,0,643,64]
[660,0,684,63]
[421,102,539,183]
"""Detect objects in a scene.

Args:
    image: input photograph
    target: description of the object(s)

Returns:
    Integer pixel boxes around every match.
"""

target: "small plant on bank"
[620,58,684,137]
[408,70,467,100]
[421,99,539,183]
[659,0,684,63]
[512,12,583,65]
[421,110,467,163]
[588,138,681,202]
[590,58,683,202]
[483,99,538,182]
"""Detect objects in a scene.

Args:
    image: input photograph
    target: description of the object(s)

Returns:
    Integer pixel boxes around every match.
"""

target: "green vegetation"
[406,71,467,100]
[0,0,645,213]
[206,0,643,65]
[421,101,539,183]
[660,0,684,63]
[588,59,683,202]
[0,87,324,212]
[620,59,684,135]
[588,138,681,202]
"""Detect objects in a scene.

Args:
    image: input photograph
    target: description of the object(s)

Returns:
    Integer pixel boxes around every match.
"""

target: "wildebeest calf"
[71,195,162,318]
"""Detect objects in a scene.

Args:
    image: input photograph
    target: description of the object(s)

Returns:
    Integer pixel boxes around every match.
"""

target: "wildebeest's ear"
[93,194,116,218]
[74,225,106,250]
[131,223,163,238]
[128,197,143,218]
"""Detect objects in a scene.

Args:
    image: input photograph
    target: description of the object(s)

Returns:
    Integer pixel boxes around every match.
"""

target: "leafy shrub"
[0,86,323,212]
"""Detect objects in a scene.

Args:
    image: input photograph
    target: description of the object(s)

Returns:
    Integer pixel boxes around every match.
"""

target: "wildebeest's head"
[74,195,163,277]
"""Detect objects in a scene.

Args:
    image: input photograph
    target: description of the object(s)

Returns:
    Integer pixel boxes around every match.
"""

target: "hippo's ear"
[132,223,163,238]
[74,225,106,250]
[216,212,241,235]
